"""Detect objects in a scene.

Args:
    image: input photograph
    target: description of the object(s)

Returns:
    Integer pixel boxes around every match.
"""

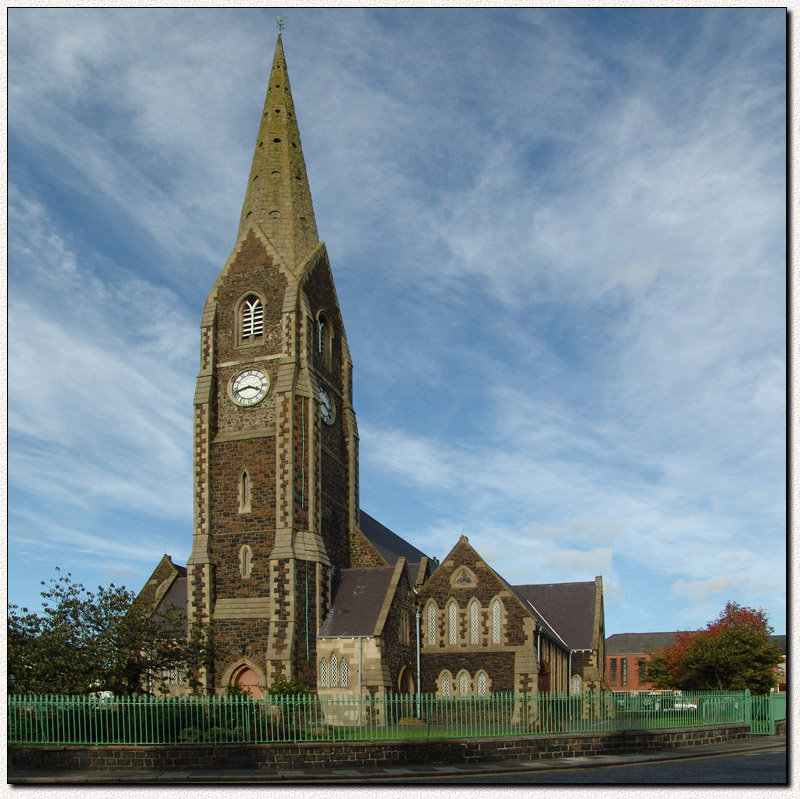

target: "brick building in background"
[139,35,605,699]
[605,632,787,692]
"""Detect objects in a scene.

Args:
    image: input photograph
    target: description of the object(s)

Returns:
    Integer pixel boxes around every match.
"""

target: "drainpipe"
[415,609,421,718]
[568,650,573,694]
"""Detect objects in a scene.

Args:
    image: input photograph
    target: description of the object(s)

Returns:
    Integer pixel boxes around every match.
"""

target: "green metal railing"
[7,690,755,746]
[750,692,786,736]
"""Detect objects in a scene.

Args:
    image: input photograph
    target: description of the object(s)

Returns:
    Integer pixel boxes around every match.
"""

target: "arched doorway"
[397,665,415,694]
[234,666,260,697]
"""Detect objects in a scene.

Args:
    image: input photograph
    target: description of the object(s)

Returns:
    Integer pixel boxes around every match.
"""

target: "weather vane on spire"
[277,15,287,34]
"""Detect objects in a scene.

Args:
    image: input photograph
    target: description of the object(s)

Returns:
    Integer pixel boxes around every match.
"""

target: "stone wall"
[8,724,752,774]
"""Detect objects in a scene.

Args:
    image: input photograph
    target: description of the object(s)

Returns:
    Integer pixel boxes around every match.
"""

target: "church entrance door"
[234,667,260,697]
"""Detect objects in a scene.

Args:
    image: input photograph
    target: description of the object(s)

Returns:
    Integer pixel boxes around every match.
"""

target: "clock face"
[318,385,334,424]
[231,368,270,406]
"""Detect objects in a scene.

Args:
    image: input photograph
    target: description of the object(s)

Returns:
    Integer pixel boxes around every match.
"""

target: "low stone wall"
[774,718,786,736]
[9,724,750,773]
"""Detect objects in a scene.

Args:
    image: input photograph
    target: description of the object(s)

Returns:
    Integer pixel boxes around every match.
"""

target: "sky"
[8,8,786,638]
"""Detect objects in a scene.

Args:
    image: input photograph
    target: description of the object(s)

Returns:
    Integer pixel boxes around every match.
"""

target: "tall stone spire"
[237,35,320,270]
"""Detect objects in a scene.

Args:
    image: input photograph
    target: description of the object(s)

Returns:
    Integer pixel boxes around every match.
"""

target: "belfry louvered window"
[241,296,264,339]
[428,603,437,646]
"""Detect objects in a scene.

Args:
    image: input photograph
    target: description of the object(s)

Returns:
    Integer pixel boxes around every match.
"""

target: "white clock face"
[231,368,269,406]
[318,385,334,424]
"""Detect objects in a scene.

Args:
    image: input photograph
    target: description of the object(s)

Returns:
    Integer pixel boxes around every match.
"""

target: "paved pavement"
[8,735,786,783]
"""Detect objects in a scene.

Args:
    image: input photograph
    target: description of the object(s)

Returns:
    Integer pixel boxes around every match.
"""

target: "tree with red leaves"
[646,602,783,694]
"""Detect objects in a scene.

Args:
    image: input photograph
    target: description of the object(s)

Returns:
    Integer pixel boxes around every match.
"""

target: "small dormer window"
[241,295,264,341]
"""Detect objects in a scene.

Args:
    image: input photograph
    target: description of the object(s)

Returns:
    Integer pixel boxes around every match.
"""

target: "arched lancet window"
[239,470,251,513]
[439,671,452,697]
[448,601,458,645]
[571,674,582,696]
[469,600,480,645]
[427,602,438,646]
[239,545,252,579]
[340,658,348,687]
[476,670,489,697]
[491,599,503,645]
[457,670,470,697]
[241,295,264,341]
[316,311,333,368]
[330,654,338,687]
[319,657,328,688]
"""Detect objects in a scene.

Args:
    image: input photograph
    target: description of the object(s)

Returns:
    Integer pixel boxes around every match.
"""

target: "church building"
[139,35,606,700]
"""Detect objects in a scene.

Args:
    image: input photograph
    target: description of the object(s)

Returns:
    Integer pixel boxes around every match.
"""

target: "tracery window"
[427,603,438,646]
[491,599,503,645]
[469,600,480,645]
[241,295,264,340]
[448,602,458,645]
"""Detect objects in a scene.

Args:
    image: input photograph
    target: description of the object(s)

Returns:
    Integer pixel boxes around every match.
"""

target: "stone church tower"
[187,35,359,693]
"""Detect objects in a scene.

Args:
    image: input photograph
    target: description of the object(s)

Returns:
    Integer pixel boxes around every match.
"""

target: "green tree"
[646,601,783,694]
[8,568,211,696]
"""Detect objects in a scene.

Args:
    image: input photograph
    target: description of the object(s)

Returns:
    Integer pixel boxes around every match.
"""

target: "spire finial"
[276,15,287,34]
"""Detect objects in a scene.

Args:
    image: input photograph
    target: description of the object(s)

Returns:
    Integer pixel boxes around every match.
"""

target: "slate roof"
[607,631,787,656]
[318,566,396,638]
[157,574,189,635]
[606,631,689,655]
[513,582,597,650]
[359,509,431,567]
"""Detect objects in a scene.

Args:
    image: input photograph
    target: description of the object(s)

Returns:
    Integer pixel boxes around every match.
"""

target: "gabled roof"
[359,509,431,567]
[513,582,598,651]
[422,536,567,650]
[318,566,396,638]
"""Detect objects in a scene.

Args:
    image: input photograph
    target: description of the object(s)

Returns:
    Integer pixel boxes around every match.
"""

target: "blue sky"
[8,8,786,637]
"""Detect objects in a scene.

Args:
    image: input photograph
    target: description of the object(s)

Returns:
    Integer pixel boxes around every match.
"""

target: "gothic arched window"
[240,295,264,341]
[469,600,480,645]
[427,602,438,646]
[448,601,458,645]
[439,670,452,697]
[491,599,503,645]
[330,654,338,686]
[316,311,332,369]
[457,670,470,697]
[239,470,251,513]
[476,670,489,697]
[239,545,252,579]
[319,657,328,688]
[340,658,348,687]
